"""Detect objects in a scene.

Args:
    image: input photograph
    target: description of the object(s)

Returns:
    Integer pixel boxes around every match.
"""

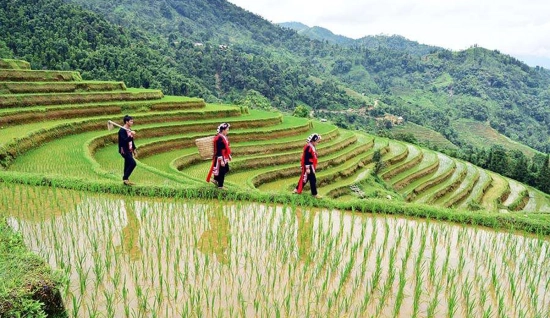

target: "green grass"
[502,179,527,207]
[440,162,480,208]
[0,104,239,147]
[0,95,204,117]
[391,121,458,150]
[0,88,163,108]
[458,168,492,209]
[0,59,30,70]
[415,161,467,204]
[0,80,126,94]
[391,150,438,188]
[94,145,193,186]
[8,131,104,178]
[453,119,539,157]
[400,153,455,198]
[523,189,550,212]
[382,144,423,180]
[0,219,65,317]
[480,172,509,211]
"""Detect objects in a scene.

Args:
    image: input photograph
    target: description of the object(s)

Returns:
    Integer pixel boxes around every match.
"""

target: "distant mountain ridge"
[279,22,355,46]
[279,21,550,69]
[280,21,444,56]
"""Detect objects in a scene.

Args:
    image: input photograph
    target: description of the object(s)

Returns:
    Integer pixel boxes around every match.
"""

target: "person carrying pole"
[118,115,137,186]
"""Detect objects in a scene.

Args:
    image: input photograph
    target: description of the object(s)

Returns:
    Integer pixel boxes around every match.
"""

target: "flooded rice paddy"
[1,184,549,317]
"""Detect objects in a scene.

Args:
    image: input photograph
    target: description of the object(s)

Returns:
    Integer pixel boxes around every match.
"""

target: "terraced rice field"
[1,59,549,213]
[1,59,549,317]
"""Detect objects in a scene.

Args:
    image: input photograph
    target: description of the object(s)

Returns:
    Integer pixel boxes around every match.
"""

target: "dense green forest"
[2,0,550,191]
[0,0,357,109]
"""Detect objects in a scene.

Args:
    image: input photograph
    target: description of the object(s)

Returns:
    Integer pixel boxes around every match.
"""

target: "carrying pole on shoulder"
[107,120,133,132]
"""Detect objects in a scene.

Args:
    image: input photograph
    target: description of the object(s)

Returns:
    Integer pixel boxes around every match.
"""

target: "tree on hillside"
[510,150,529,183]
[0,41,12,58]
[293,105,311,118]
[486,145,508,175]
[238,90,272,110]
[373,149,384,175]
[537,154,550,193]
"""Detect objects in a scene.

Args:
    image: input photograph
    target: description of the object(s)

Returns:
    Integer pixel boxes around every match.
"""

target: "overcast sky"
[227,0,550,67]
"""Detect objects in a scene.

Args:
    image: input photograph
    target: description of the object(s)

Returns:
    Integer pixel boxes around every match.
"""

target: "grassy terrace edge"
[0,219,65,317]
[1,171,548,236]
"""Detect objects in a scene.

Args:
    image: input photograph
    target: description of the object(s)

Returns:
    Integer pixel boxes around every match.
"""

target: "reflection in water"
[197,205,230,265]
[120,200,142,261]
[2,184,550,318]
[296,208,315,263]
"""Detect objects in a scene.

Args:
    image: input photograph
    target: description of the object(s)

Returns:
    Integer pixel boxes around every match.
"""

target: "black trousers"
[295,171,317,195]
[307,171,317,195]
[122,152,136,181]
[214,164,229,187]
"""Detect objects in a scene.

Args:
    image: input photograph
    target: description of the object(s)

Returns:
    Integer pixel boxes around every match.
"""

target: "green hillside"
[1,60,548,220]
[2,0,550,158]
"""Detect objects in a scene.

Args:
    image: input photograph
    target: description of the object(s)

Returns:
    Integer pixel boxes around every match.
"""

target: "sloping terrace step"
[0,96,206,126]
[0,69,82,81]
[0,59,31,70]
[0,89,163,108]
[0,81,126,94]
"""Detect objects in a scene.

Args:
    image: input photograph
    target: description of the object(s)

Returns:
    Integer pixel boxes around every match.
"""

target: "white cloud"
[227,0,550,61]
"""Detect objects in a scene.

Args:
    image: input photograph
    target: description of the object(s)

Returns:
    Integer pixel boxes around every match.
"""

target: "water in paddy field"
[1,184,549,317]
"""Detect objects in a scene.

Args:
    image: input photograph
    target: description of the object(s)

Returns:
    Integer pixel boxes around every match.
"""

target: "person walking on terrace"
[118,115,137,186]
[206,123,232,189]
[294,133,322,198]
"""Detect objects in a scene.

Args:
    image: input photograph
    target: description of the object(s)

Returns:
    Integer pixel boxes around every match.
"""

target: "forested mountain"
[2,0,550,157]
[279,23,436,56]
[279,22,355,46]
[1,0,357,109]
[355,35,440,56]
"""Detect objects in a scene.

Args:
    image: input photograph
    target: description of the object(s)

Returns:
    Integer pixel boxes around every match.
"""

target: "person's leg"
[123,156,129,181]
[218,164,229,187]
[212,158,220,185]
[123,152,136,181]
[127,155,136,179]
[295,169,308,193]
[309,172,317,196]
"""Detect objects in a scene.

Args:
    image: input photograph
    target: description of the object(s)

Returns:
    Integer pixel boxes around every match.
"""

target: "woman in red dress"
[206,123,232,189]
[294,133,321,198]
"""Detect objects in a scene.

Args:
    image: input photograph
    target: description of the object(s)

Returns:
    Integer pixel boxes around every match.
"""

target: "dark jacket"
[118,127,136,155]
